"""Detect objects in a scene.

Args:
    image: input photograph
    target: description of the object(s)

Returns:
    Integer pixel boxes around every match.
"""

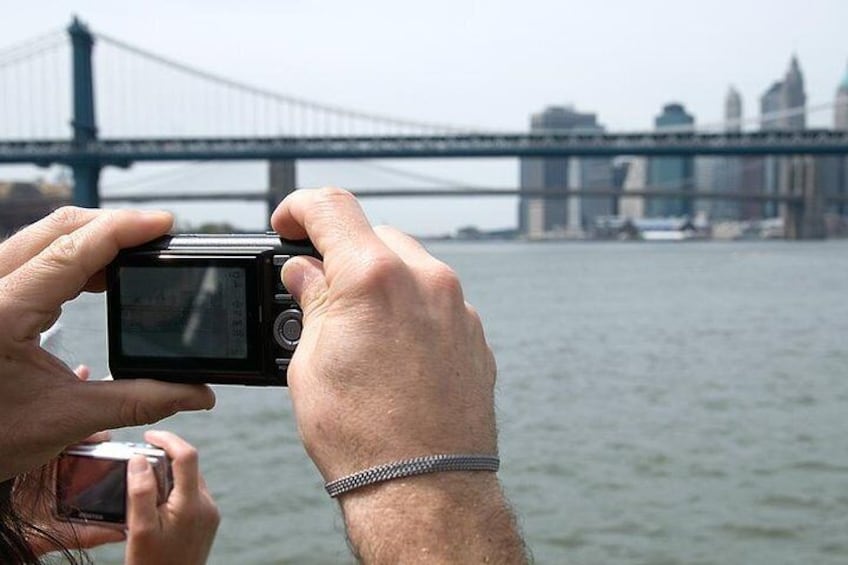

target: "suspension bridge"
[1,17,847,238]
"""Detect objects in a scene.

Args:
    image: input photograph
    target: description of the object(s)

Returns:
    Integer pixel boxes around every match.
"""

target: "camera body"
[55,441,171,527]
[107,234,319,386]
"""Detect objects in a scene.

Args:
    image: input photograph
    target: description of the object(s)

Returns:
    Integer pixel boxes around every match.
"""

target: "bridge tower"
[68,17,100,208]
[268,160,297,225]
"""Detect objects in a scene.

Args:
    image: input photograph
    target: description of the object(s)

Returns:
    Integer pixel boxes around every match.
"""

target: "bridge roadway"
[3,129,848,165]
[100,187,848,204]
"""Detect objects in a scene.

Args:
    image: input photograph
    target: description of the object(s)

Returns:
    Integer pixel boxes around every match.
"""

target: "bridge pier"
[268,160,297,226]
[69,17,100,208]
[784,155,826,240]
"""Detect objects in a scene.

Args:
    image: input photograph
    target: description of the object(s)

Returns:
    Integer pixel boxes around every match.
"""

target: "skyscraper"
[760,82,784,131]
[759,56,808,218]
[703,87,747,220]
[781,56,806,129]
[725,86,742,132]
[646,103,695,217]
[837,62,848,130]
[760,55,807,130]
[518,106,612,237]
[620,157,647,219]
[824,62,848,216]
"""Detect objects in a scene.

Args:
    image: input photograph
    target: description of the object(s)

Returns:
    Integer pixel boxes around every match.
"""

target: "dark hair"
[0,468,87,565]
[0,478,38,563]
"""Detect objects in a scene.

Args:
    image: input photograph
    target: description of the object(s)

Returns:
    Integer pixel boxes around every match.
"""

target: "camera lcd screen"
[56,456,126,523]
[119,266,248,359]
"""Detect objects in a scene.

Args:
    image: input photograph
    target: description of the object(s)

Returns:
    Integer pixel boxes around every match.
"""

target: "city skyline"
[1,1,848,235]
[517,54,847,238]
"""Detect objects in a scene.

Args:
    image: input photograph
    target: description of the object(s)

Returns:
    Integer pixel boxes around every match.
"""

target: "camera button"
[274,293,293,303]
[282,319,301,341]
[272,255,290,267]
[275,358,290,369]
[273,309,302,351]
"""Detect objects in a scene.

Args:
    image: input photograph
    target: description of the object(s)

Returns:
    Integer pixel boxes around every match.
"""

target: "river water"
[50,240,848,564]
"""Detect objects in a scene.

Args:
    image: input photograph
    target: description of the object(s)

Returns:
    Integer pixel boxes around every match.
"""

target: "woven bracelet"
[324,454,500,498]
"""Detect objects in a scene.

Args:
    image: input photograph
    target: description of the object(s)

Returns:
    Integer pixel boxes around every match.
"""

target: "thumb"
[126,455,160,535]
[282,256,328,318]
[69,380,215,432]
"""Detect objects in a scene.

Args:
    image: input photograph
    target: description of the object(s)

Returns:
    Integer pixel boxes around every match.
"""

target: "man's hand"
[272,188,526,563]
[0,207,216,483]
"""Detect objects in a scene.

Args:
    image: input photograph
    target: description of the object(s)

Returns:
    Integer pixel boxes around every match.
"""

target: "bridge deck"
[2,129,848,165]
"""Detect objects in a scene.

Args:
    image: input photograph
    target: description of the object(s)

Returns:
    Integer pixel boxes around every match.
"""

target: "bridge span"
[1,18,847,239]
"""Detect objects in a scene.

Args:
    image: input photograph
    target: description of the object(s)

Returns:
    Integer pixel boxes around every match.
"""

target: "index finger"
[270,188,388,278]
[0,206,102,278]
[0,209,172,342]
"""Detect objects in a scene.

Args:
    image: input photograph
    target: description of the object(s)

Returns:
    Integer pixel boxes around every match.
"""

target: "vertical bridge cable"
[0,30,67,141]
[92,30,484,140]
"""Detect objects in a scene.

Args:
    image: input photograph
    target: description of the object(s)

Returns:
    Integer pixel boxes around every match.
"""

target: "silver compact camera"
[55,441,172,527]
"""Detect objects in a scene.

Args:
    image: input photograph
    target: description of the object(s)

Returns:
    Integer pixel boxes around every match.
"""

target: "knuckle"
[130,521,158,542]
[47,206,85,229]
[46,234,80,268]
[206,501,222,527]
[465,302,483,326]
[428,261,463,296]
[316,186,355,204]
[129,478,158,499]
[119,396,169,427]
[93,209,123,240]
[355,251,404,290]
[177,444,199,466]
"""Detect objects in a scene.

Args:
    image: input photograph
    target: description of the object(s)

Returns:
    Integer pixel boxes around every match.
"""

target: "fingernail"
[138,210,173,221]
[128,456,150,475]
[281,261,305,299]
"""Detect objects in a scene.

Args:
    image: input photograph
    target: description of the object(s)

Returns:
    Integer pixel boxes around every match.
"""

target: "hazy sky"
[2,0,847,234]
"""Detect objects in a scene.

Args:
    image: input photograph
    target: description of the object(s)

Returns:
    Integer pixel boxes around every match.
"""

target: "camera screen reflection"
[119,266,248,359]
[56,456,126,521]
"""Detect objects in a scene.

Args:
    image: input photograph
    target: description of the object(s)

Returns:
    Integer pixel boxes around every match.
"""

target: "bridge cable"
[93,31,486,134]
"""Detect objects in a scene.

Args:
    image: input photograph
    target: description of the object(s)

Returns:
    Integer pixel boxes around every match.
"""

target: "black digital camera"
[106,234,319,386]
[55,441,172,527]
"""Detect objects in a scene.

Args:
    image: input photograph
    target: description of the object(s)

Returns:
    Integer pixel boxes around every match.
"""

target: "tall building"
[703,86,747,220]
[760,82,784,131]
[759,56,808,218]
[725,86,742,132]
[620,157,647,219]
[761,55,807,130]
[823,62,848,216]
[837,61,848,130]
[781,56,806,129]
[646,103,695,217]
[518,106,613,237]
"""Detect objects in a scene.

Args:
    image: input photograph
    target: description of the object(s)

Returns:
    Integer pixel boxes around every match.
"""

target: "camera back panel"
[106,234,319,386]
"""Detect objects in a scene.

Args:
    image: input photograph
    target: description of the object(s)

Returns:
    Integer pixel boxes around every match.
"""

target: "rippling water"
[51,240,848,564]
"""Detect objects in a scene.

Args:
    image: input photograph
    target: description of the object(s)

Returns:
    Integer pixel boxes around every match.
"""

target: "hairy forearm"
[339,473,528,564]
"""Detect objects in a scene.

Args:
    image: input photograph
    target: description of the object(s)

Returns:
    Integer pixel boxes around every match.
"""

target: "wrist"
[339,472,526,564]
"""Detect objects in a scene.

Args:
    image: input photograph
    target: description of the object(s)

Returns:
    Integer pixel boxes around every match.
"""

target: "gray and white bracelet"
[324,454,500,498]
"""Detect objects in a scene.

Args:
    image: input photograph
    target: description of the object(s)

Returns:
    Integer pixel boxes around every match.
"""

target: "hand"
[125,430,219,565]
[16,365,126,557]
[0,207,216,482]
[272,189,524,562]
[272,187,497,480]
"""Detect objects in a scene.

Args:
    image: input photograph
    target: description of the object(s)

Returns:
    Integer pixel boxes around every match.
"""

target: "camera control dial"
[273,309,302,351]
